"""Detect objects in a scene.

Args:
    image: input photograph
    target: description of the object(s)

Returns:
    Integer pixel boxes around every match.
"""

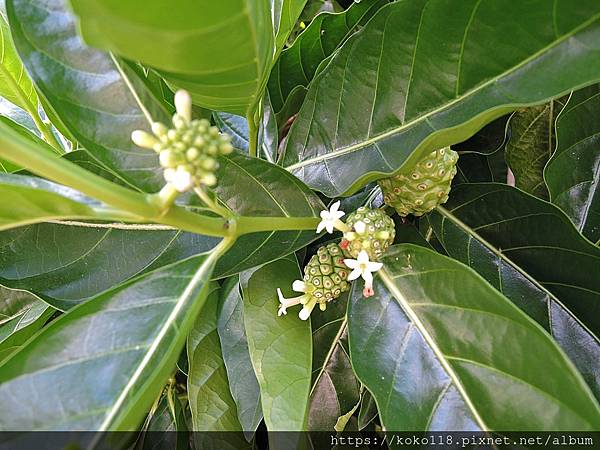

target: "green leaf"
[0,8,37,112]
[348,244,600,431]
[0,286,53,363]
[70,0,275,117]
[0,152,322,309]
[214,92,278,162]
[268,0,387,113]
[240,255,312,431]
[135,386,188,450]
[273,0,308,55]
[546,84,600,244]
[188,282,249,438]
[0,173,104,231]
[505,99,566,198]
[8,0,170,191]
[0,248,220,431]
[308,293,360,432]
[283,0,600,197]
[217,277,263,434]
[428,183,600,398]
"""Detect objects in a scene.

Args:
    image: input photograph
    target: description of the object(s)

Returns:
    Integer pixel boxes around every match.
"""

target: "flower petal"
[330,200,340,213]
[343,258,359,269]
[367,261,383,272]
[362,270,373,286]
[316,221,326,234]
[348,267,362,281]
[357,250,370,264]
[325,222,335,234]
[292,280,306,292]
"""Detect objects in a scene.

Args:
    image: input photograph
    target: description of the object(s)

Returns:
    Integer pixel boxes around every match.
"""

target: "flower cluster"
[277,201,395,320]
[131,90,233,193]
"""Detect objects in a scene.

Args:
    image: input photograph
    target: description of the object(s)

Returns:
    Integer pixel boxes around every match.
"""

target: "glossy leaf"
[308,293,360,432]
[348,244,600,431]
[0,287,53,363]
[283,0,600,197]
[135,387,188,450]
[188,283,245,432]
[428,183,600,398]
[0,173,105,232]
[217,277,263,433]
[70,0,274,116]
[273,0,308,55]
[8,0,170,191]
[0,152,322,308]
[0,250,219,431]
[240,255,312,431]
[268,0,387,113]
[546,84,600,243]
[0,115,56,173]
[505,98,566,198]
[214,92,278,162]
[0,8,37,112]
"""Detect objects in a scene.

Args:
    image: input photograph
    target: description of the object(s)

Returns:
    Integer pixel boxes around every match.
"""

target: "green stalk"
[247,112,259,157]
[0,119,322,237]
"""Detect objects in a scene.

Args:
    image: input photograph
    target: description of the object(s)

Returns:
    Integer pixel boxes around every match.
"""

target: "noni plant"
[0,0,599,446]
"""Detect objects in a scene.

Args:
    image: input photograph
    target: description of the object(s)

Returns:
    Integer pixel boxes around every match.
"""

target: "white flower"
[276,280,317,320]
[164,166,193,192]
[344,250,383,298]
[316,201,346,234]
[174,90,192,122]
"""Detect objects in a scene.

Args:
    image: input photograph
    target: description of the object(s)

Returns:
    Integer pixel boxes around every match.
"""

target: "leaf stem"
[193,187,231,218]
[0,64,63,153]
[247,112,259,158]
[235,216,319,234]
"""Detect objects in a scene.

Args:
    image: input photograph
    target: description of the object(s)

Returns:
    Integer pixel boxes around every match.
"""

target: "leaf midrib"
[435,205,600,344]
[378,268,488,431]
[285,10,600,171]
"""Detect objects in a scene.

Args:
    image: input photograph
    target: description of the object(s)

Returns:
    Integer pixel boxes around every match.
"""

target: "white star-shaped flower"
[344,250,383,298]
[316,201,346,234]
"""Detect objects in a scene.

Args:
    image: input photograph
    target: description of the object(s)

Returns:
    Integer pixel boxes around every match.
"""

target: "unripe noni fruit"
[303,243,351,307]
[378,147,458,216]
[342,207,395,260]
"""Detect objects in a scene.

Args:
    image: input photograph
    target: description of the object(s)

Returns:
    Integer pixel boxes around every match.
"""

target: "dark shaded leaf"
[348,244,600,431]
[429,183,600,398]
[546,84,600,243]
[217,277,263,434]
[505,98,566,198]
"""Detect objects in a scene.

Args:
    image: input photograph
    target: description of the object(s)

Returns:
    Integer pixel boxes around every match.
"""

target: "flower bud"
[174,90,192,122]
[131,130,158,149]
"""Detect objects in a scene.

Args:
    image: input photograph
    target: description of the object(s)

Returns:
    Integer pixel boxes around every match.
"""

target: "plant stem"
[0,65,63,153]
[247,111,259,158]
[235,216,319,234]
[0,119,322,237]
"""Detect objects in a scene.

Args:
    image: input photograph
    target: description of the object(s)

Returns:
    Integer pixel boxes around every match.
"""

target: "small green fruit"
[378,147,459,216]
[342,207,395,260]
[303,243,351,307]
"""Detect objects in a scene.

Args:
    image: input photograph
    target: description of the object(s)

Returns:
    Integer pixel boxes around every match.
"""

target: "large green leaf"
[0,152,322,309]
[427,183,600,398]
[308,292,360,432]
[348,244,600,431]
[268,0,387,114]
[217,277,263,433]
[0,173,105,231]
[240,255,312,431]
[282,0,600,197]
[8,0,170,191]
[0,248,220,431]
[0,7,37,112]
[187,283,247,432]
[546,84,600,244]
[505,98,566,199]
[70,0,274,117]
